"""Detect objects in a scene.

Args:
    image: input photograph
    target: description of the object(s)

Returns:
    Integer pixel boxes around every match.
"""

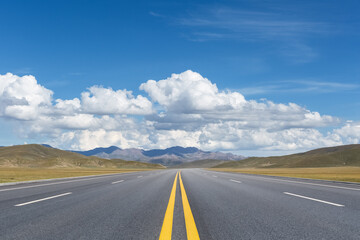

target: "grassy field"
[210,167,360,183]
[0,168,155,183]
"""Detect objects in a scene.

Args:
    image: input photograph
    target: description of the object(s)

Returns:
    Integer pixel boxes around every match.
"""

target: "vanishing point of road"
[0,169,359,239]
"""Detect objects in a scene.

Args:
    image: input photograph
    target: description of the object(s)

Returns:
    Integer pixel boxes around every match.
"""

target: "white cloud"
[0,73,154,132]
[54,117,154,150]
[333,122,360,144]
[0,71,358,156]
[0,73,153,122]
[187,123,342,152]
[58,129,129,151]
[0,73,53,120]
[238,79,359,96]
[178,8,328,40]
[140,70,246,113]
[81,86,153,115]
[54,98,81,115]
[141,70,338,131]
[54,122,344,153]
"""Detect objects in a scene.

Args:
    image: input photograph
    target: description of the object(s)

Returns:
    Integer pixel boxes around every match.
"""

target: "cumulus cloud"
[0,73,154,132]
[141,70,338,131]
[140,70,246,113]
[54,117,154,150]
[58,130,131,151]
[0,73,53,120]
[54,98,81,115]
[333,121,360,144]
[81,86,153,115]
[52,123,344,152]
[0,71,357,155]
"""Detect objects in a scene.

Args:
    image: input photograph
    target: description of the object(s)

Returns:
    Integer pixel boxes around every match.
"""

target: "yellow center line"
[179,171,200,240]
[159,171,179,240]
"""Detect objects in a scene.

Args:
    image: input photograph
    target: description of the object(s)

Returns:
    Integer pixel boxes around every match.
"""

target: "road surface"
[0,169,359,239]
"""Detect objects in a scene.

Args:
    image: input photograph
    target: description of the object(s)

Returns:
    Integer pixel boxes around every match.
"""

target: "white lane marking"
[15,192,72,207]
[260,177,360,191]
[284,192,344,207]
[230,179,242,183]
[0,174,126,192]
[137,176,143,178]
[111,180,124,184]
[212,175,218,178]
[210,171,360,191]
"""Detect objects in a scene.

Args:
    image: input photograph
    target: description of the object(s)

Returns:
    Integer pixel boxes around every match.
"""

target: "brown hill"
[0,144,164,169]
[213,144,360,168]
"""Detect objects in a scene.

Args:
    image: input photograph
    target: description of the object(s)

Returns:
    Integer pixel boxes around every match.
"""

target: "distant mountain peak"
[72,146,121,156]
[73,145,245,166]
[167,146,199,151]
[143,146,200,157]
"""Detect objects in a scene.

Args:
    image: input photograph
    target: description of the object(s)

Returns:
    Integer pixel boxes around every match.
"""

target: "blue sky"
[0,0,359,156]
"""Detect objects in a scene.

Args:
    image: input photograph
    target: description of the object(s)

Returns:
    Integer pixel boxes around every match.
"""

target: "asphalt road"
[0,169,359,239]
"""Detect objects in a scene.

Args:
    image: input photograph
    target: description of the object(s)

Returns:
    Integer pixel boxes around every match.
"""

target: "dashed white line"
[15,192,72,207]
[230,179,242,184]
[284,192,344,207]
[137,176,143,178]
[210,171,360,191]
[259,176,360,191]
[111,180,124,184]
[212,175,218,178]
[0,174,125,192]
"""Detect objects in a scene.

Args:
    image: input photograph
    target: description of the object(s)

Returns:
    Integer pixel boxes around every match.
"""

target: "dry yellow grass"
[210,167,360,183]
[0,168,155,183]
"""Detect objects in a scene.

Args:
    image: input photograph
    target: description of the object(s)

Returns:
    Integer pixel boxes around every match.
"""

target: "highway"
[0,169,359,240]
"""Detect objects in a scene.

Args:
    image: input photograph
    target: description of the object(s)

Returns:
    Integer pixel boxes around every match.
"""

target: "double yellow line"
[159,171,200,240]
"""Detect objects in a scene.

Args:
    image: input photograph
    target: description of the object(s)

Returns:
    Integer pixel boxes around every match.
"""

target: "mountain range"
[72,146,246,166]
[1,143,359,169]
